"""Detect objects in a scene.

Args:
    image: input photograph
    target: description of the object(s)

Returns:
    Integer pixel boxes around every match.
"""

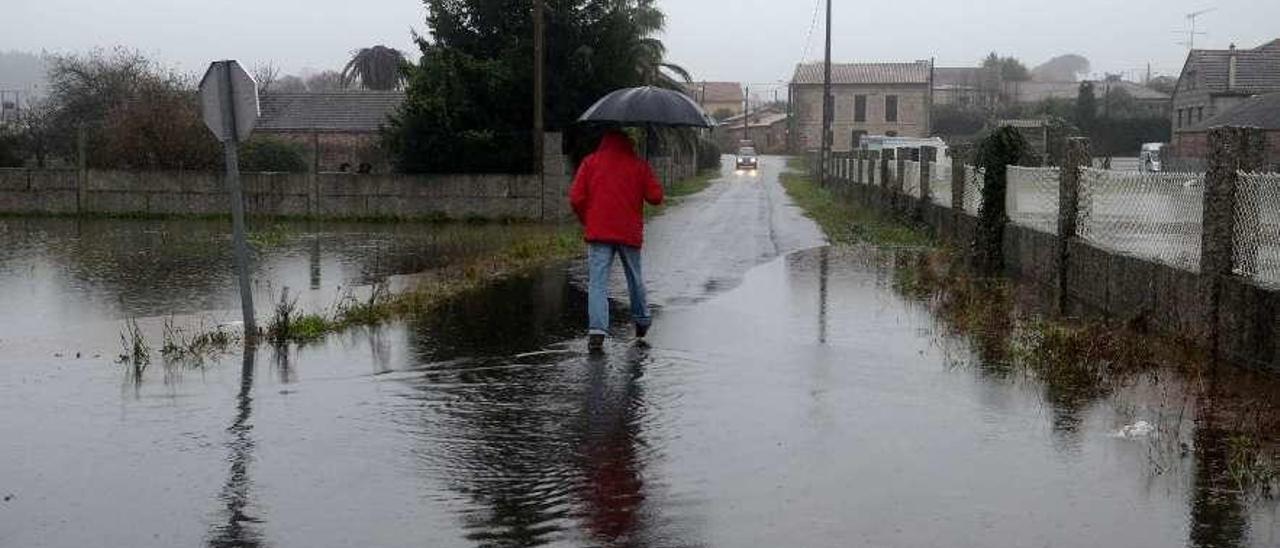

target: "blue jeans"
[587,243,651,336]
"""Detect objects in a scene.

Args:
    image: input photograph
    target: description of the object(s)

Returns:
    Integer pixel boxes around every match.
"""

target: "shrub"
[238,136,309,173]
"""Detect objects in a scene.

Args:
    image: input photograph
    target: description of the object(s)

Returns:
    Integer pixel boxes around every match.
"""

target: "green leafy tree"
[385,0,690,173]
[1075,81,1097,130]
[238,136,309,172]
[342,46,408,91]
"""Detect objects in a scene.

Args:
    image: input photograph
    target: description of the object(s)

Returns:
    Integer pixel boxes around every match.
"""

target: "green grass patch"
[260,226,584,345]
[778,158,931,247]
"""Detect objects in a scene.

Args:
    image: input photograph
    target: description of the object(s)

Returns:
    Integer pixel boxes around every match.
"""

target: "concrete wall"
[0,136,699,222]
[0,168,569,221]
[816,143,1279,370]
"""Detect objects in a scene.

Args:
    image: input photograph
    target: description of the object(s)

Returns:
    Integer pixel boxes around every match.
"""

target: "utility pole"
[533,0,546,219]
[818,0,833,186]
[743,85,750,143]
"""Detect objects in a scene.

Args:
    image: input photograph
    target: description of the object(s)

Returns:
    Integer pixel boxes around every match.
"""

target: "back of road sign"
[199,60,259,142]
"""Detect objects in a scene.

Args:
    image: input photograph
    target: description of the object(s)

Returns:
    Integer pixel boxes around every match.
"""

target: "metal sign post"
[200,60,260,341]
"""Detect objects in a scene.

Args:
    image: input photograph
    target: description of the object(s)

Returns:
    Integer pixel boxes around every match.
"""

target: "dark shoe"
[635,324,650,339]
[588,334,605,353]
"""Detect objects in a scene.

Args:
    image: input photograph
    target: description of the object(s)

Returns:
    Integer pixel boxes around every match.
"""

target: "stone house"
[1171,39,1280,144]
[1173,92,1280,168]
[254,92,405,172]
[790,61,932,152]
[684,82,744,120]
[718,107,789,154]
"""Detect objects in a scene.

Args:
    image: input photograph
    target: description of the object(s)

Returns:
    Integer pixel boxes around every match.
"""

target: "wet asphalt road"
[1,156,1277,547]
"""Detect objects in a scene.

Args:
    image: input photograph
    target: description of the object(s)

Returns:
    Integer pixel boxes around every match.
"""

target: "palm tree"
[342,46,407,91]
[624,1,691,90]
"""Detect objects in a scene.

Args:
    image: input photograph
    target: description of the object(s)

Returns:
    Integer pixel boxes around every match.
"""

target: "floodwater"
[2,157,1278,547]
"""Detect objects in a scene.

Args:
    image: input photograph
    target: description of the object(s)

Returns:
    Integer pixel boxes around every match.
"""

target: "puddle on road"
[2,233,1278,547]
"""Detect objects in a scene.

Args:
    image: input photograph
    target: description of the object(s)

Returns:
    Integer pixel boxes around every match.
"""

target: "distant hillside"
[0,50,50,98]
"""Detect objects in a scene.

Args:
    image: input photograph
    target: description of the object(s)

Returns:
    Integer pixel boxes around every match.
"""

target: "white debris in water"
[1111,420,1156,439]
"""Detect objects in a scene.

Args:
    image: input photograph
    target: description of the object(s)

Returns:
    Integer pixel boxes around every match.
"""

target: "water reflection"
[579,348,649,546]
[207,347,267,548]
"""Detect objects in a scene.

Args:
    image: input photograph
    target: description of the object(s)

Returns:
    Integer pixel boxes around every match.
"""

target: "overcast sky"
[5,0,1278,96]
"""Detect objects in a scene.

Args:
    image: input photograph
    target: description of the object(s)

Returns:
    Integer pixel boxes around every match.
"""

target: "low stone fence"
[811,127,1279,369]
[0,133,698,222]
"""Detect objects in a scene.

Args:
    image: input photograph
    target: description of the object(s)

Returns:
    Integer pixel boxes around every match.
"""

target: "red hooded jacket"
[569,132,664,248]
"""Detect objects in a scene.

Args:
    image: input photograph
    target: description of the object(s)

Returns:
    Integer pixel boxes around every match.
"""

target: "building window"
[885,95,899,123]
[854,95,867,123]
[1177,109,1183,128]
[1197,107,1204,122]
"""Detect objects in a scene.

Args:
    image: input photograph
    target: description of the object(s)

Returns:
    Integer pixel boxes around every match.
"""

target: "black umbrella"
[577,86,716,128]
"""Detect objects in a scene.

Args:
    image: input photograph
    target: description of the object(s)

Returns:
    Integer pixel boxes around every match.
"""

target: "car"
[735,147,759,170]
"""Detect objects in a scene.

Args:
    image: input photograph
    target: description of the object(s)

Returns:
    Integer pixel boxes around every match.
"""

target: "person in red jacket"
[569,130,665,352]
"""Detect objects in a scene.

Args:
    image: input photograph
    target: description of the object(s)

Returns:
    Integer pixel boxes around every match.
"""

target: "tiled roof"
[256,92,405,133]
[792,61,931,86]
[1190,92,1280,131]
[1182,39,1280,95]
[684,82,743,104]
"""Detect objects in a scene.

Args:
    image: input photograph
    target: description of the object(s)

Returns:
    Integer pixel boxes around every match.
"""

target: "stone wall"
[0,133,587,221]
[0,133,697,222]
[0,168,564,221]
[816,134,1279,370]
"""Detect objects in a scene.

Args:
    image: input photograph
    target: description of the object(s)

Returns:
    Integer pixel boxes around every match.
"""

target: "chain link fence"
[903,161,921,198]
[1077,168,1205,272]
[1006,166,1061,234]
[963,165,985,216]
[931,161,952,207]
[1233,172,1280,288]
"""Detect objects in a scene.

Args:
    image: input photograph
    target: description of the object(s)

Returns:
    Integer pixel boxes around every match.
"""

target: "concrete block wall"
[0,133,646,222]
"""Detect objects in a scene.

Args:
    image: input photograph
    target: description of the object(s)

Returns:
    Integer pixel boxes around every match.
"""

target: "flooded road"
[2,157,1278,547]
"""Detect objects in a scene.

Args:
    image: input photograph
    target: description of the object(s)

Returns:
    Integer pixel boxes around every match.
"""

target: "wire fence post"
[1056,137,1091,314]
[1200,126,1266,355]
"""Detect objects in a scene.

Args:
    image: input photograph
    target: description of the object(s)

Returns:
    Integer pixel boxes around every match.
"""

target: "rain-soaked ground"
[2,157,1278,547]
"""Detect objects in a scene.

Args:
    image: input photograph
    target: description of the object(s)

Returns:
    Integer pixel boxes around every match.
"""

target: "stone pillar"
[1056,138,1091,314]
[951,155,966,211]
[1200,127,1266,355]
[880,149,894,196]
[541,132,571,222]
[895,147,908,197]
[919,146,936,220]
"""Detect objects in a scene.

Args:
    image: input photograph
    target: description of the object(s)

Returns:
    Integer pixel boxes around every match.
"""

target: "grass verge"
[778,157,931,247]
[646,170,718,218]
[262,228,583,344]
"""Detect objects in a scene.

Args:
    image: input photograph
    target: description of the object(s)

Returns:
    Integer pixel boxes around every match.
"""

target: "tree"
[1075,81,1097,130]
[1146,75,1177,95]
[273,75,309,94]
[304,70,346,92]
[342,46,408,91]
[43,48,220,169]
[1031,54,1090,82]
[386,0,689,173]
[253,62,281,94]
[983,53,1030,82]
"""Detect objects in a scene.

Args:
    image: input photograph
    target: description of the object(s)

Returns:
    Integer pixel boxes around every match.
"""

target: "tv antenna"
[1174,8,1216,49]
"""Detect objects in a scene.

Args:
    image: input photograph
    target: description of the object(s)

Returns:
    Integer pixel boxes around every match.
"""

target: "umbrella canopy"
[577,86,716,128]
